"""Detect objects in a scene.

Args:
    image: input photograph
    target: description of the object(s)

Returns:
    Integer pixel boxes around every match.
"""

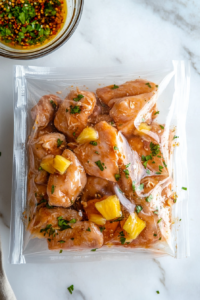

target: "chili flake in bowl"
[0,0,84,59]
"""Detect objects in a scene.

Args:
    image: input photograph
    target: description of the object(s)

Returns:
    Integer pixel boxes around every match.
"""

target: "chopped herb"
[123,169,129,178]
[100,226,105,232]
[69,219,76,223]
[91,249,97,251]
[156,85,159,88]
[138,183,144,191]
[110,216,124,223]
[70,105,81,114]
[57,216,72,230]
[90,141,97,146]
[155,172,161,175]
[36,199,47,206]
[66,109,69,112]
[86,227,91,232]
[114,145,119,150]
[157,218,162,224]
[146,169,150,175]
[143,161,148,168]
[125,163,131,168]
[58,240,65,243]
[95,151,99,155]
[40,224,55,237]
[111,121,115,126]
[159,237,161,240]
[59,250,63,254]
[68,285,74,294]
[157,155,161,158]
[111,84,119,89]
[182,187,187,190]
[159,165,163,172]
[152,161,155,164]
[71,238,74,240]
[163,161,167,168]
[119,231,125,236]
[173,135,179,140]
[120,237,126,244]
[73,94,84,102]
[87,160,89,163]
[153,234,157,236]
[179,219,182,221]
[57,139,63,148]
[48,239,51,242]
[51,185,55,194]
[119,124,123,126]
[146,195,153,202]
[132,182,136,192]
[50,100,57,109]
[136,205,143,214]
[142,118,145,122]
[160,125,164,129]
[95,160,104,171]
[145,82,152,88]
[154,211,159,215]
[150,142,160,156]
[154,111,159,115]
[73,132,76,137]
[38,166,43,171]
[115,174,121,181]
[126,242,130,245]
[46,203,54,209]
[156,291,160,294]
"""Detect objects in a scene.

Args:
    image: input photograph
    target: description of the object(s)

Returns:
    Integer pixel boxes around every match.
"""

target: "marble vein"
[153,259,166,287]
[183,46,200,76]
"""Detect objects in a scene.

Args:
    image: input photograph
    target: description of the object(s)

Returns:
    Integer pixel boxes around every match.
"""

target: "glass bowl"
[0,0,84,60]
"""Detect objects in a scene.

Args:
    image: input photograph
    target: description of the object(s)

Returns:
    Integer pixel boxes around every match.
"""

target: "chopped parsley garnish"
[95,151,99,155]
[46,203,54,209]
[95,160,104,171]
[115,174,121,181]
[91,249,97,251]
[125,163,131,168]
[138,183,144,191]
[146,169,150,175]
[146,195,153,202]
[157,155,161,158]
[145,82,152,88]
[179,219,182,221]
[57,216,72,230]
[48,239,51,242]
[40,224,55,237]
[57,139,63,148]
[114,145,119,150]
[152,161,155,164]
[159,237,161,240]
[50,100,57,109]
[154,111,159,115]
[100,226,105,232]
[123,169,129,178]
[136,205,143,214]
[118,231,126,244]
[51,185,55,194]
[111,121,115,126]
[182,187,187,190]
[153,234,157,236]
[73,94,84,102]
[70,105,81,114]
[86,227,91,232]
[59,250,63,254]
[154,210,159,215]
[66,109,69,112]
[156,85,159,88]
[157,218,162,224]
[111,84,119,89]
[69,219,76,223]
[141,155,152,168]
[156,291,160,294]
[90,141,97,146]
[150,142,160,156]
[58,240,65,243]
[132,182,136,192]
[73,132,76,137]
[160,125,164,129]
[68,285,74,294]
[163,161,167,168]
[36,199,47,206]
[155,172,161,175]
[159,165,163,172]
[173,135,179,140]
[110,216,124,223]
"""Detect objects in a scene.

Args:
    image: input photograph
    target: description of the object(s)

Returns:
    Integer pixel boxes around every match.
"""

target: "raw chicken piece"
[96,79,158,106]
[54,90,96,140]
[34,169,49,185]
[31,132,67,160]
[29,207,82,238]
[47,149,87,207]
[31,94,62,128]
[48,221,103,250]
[81,176,114,202]
[74,121,119,182]
[109,92,157,137]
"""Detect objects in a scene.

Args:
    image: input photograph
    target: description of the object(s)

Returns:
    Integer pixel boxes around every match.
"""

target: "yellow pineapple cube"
[53,155,71,175]
[76,127,99,144]
[89,214,106,226]
[138,122,151,132]
[95,195,122,221]
[40,156,55,174]
[123,213,146,240]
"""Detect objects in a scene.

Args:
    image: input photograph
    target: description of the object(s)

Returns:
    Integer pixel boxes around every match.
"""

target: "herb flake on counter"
[136,205,143,214]
[182,187,187,190]
[57,138,63,148]
[59,250,63,254]
[115,174,121,181]
[86,227,91,232]
[145,82,152,88]
[95,160,104,171]
[111,84,119,89]
[90,141,97,146]
[70,105,81,114]
[51,185,55,194]
[68,285,74,294]
[73,94,84,102]
[156,291,160,294]
[91,249,97,252]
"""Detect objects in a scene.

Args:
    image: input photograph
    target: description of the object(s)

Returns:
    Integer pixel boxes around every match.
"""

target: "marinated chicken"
[27,79,175,253]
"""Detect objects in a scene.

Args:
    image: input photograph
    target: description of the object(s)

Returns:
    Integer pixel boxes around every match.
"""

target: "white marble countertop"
[0,0,200,299]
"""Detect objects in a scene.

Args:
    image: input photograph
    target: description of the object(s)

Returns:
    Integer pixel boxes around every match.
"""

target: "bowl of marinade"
[0,0,83,59]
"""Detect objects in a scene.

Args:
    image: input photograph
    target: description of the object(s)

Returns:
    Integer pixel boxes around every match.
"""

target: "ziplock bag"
[9,61,190,263]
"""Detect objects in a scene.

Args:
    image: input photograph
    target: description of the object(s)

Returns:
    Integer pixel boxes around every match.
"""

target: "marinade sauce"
[0,0,67,49]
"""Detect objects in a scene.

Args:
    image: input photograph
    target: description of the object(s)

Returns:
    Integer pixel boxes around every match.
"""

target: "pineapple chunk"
[89,214,106,226]
[138,122,151,132]
[123,212,146,240]
[53,155,71,175]
[40,156,55,174]
[76,127,99,144]
[95,195,122,221]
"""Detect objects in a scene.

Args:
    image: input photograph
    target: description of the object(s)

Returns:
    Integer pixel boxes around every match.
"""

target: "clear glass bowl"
[0,0,84,60]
